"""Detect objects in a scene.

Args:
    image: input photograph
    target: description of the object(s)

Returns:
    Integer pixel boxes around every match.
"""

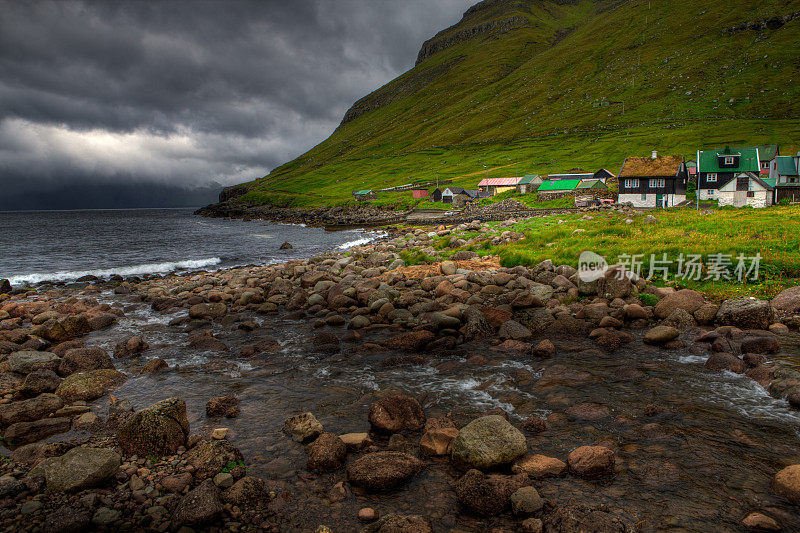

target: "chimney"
[651,150,658,159]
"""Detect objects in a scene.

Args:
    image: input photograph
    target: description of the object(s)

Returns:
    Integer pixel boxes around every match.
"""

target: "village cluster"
[353,145,800,209]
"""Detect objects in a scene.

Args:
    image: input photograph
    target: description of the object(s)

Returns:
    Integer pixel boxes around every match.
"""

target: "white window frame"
[624,178,639,188]
[724,156,734,165]
[649,178,665,188]
[707,173,717,182]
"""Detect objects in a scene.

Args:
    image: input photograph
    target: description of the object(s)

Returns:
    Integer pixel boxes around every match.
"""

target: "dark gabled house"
[431,188,443,202]
[593,168,615,182]
[617,152,688,208]
[696,146,760,200]
[440,186,465,203]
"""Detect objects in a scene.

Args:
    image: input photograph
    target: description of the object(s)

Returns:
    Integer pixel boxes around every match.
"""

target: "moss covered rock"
[184,439,245,481]
[451,415,527,470]
[117,397,189,456]
[55,369,126,402]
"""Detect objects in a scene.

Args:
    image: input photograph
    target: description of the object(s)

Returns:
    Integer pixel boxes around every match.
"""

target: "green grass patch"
[467,205,800,300]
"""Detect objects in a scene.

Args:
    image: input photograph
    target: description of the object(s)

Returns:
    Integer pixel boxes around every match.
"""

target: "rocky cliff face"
[338,0,534,129]
[415,15,529,66]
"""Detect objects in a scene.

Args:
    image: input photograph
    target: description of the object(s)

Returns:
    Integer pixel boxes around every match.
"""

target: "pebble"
[358,507,379,522]
[211,427,229,440]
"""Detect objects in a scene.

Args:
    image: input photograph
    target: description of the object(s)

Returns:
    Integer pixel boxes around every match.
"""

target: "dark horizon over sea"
[0,208,376,285]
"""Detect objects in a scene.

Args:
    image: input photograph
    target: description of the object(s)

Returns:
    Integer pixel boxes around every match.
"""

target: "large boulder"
[773,464,800,504]
[596,266,633,300]
[4,417,71,447]
[0,393,63,425]
[654,289,705,319]
[462,306,493,340]
[306,432,347,472]
[368,395,426,433]
[454,469,530,516]
[772,286,800,316]
[346,451,425,491]
[7,351,61,374]
[117,397,189,456]
[222,476,269,506]
[172,479,223,526]
[55,369,126,402]
[451,415,527,470]
[58,347,113,376]
[30,447,120,492]
[567,446,615,478]
[20,369,61,396]
[716,297,774,330]
[184,439,245,480]
[704,353,747,374]
[643,325,680,345]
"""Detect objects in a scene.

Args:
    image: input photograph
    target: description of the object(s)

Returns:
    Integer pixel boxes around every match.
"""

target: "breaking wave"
[8,257,222,285]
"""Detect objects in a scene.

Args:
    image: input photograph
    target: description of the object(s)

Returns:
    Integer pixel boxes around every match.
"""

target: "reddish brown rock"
[306,432,347,472]
[382,331,435,352]
[773,464,800,504]
[512,454,568,479]
[454,469,530,516]
[368,395,426,433]
[567,446,615,478]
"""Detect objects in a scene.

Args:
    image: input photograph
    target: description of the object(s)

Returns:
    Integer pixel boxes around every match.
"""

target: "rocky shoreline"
[2,218,800,531]
[194,201,409,228]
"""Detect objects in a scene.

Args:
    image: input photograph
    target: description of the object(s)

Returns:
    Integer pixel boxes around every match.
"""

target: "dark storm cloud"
[0,0,473,209]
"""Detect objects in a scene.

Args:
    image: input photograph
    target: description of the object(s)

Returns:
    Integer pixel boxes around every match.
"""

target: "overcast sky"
[0,0,473,209]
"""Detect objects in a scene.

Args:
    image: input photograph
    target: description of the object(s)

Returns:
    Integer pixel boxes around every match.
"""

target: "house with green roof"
[696,146,760,201]
[352,189,376,201]
[773,154,800,203]
[516,175,542,194]
[537,179,582,195]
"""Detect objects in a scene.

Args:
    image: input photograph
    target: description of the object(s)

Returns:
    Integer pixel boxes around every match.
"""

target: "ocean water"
[0,208,375,285]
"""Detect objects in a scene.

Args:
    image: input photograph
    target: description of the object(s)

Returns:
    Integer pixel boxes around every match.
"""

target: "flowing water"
[78,290,800,532]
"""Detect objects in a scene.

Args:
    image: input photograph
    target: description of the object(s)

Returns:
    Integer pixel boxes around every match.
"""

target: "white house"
[717,172,775,208]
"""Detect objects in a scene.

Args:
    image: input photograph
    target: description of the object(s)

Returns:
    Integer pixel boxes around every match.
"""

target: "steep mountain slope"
[232,0,800,207]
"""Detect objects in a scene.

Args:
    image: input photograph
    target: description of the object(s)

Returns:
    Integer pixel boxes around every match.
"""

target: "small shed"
[577,179,608,190]
[517,175,542,194]
[431,188,443,202]
[412,188,430,199]
[353,190,376,202]
[717,172,774,208]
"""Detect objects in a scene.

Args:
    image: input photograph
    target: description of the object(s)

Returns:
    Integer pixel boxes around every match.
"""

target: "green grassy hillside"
[233,0,800,208]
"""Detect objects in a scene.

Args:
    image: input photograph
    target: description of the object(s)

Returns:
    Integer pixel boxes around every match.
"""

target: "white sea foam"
[8,257,222,285]
[337,237,373,249]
